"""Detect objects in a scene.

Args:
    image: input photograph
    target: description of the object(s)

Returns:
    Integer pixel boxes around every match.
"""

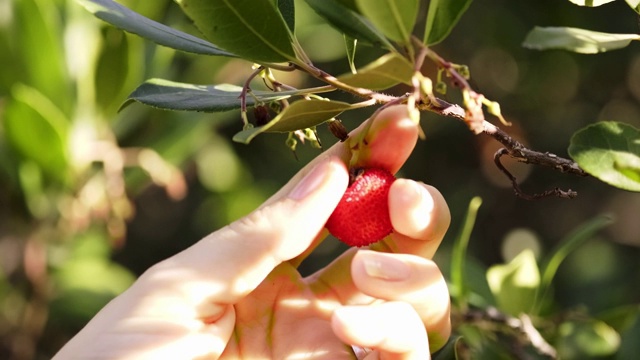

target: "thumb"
[53,156,348,359]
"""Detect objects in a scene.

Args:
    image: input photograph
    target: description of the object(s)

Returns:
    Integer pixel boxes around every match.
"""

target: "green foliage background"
[0,0,639,358]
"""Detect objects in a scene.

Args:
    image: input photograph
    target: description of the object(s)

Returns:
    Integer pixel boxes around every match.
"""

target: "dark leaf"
[77,0,234,56]
[176,0,296,63]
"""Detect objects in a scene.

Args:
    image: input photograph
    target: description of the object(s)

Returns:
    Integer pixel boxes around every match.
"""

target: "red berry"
[326,167,396,247]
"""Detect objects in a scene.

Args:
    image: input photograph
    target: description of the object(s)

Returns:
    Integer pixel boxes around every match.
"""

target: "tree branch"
[419,98,589,199]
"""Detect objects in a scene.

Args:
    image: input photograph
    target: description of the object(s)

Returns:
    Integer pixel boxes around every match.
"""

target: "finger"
[263,105,419,209]
[53,297,236,359]
[126,156,348,318]
[332,302,431,360]
[56,158,348,359]
[349,105,419,174]
[283,105,420,265]
[350,250,451,351]
[307,181,449,305]
[383,180,451,259]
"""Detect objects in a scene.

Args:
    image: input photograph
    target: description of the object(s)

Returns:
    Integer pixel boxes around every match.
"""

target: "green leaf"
[336,0,359,12]
[77,0,233,57]
[175,0,296,63]
[94,29,131,112]
[557,319,621,358]
[424,0,473,45]
[121,78,335,112]
[598,304,640,333]
[16,0,70,114]
[233,99,353,143]
[618,309,640,359]
[534,215,613,314]
[337,52,414,90]
[304,0,393,48]
[568,121,640,191]
[432,336,463,360]
[355,0,419,43]
[568,0,616,6]
[627,0,640,13]
[52,241,136,326]
[278,0,295,33]
[487,249,540,316]
[4,84,69,181]
[345,35,358,74]
[450,197,482,310]
[523,27,640,54]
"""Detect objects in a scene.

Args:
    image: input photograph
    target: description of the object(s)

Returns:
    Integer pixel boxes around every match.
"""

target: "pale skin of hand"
[53,106,452,360]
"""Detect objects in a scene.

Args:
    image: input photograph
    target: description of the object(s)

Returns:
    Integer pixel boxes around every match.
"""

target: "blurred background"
[1,0,639,358]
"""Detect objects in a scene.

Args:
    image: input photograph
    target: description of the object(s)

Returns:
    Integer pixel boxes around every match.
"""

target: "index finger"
[263,104,420,209]
[286,105,421,265]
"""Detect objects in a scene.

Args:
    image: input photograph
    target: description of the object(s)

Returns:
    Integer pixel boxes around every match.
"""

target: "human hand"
[54,106,451,359]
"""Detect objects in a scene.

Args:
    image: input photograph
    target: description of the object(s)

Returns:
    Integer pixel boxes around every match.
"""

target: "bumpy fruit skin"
[326,167,396,247]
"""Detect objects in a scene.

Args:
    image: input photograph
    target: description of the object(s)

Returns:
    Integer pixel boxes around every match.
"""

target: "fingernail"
[361,252,411,281]
[288,159,332,200]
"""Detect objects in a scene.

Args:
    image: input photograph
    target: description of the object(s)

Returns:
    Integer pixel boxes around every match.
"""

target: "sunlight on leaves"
[627,0,640,13]
[355,0,419,43]
[569,121,640,191]
[568,0,616,6]
[337,52,414,90]
[4,84,69,181]
[523,27,640,54]
[450,197,482,310]
[557,319,621,359]
[176,0,296,63]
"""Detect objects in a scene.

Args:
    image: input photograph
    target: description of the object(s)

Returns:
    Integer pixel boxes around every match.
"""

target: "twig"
[463,307,557,359]
[239,66,266,128]
[419,98,588,199]
[291,44,589,199]
[495,149,578,200]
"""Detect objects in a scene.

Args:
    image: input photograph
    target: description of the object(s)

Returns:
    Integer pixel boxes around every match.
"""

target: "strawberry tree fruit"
[326,167,396,247]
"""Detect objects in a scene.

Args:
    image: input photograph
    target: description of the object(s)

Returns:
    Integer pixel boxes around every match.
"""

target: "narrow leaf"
[345,35,358,74]
[568,121,640,191]
[76,0,233,56]
[523,26,640,54]
[175,0,296,63]
[233,100,352,143]
[337,52,414,90]
[534,215,613,314]
[121,78,335,112]
[18,0,70,113]
[568,0,616,6]
[304,0,393,48]
[4,84,69,181]
[450,197,482,310]
[424,0,473,45]
[355,0,419,43]
[432,336,463,360]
